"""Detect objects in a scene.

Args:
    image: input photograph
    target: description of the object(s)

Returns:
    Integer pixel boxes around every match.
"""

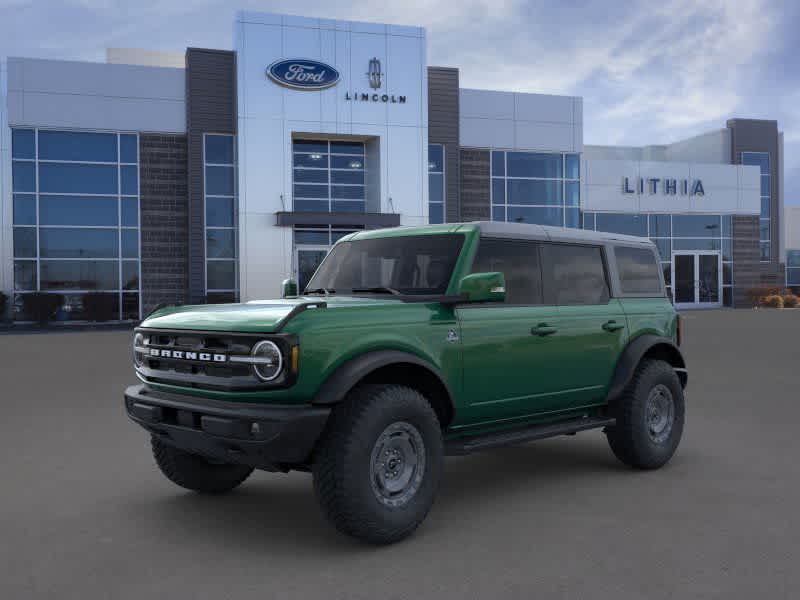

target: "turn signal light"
[291,345,300,373]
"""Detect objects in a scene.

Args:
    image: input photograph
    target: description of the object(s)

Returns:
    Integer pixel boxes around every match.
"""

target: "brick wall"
[459,149,490,221]
[139,133,189,316]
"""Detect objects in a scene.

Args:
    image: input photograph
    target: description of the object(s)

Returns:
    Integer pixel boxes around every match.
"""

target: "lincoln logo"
[367,57,382,89]
[149,348,227,362]
[266,59,341,90]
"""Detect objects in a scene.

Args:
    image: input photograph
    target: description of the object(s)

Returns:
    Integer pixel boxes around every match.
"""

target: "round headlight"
[133,332,145,368]
[251,340,283,381]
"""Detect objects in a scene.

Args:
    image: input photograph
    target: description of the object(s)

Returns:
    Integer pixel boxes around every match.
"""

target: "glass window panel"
[491,151,505,177]
[331,185,364,200]
[40,260,119,290]
[787,268,800,285]
[293,140,328,154]
[722,238,732,261]
[428,144,444,172]
[760,175,770,196]
[120,134,138,163]
[662,263,671,286]
[207,260,236,290]
[507,152,562,179]
[507,206,563,226]
[760,242,770,261]
[207,229,236,258]
[759,219,770,240]
[331,200,366,213]
[565,181,580,206]
[507,179,562,206]
[723,262,732,285]
[14,261,37,291]
[330,141,364,155]
[761,197,770,218]
[429,173,444,204]
[122,293,140,320]
[672,214,721,237]
[39,163,118,194]
[723,286,732,307]
[294,168,329,184]
[294,199,328,212]
[331,155,362,169]
[653,238,671,261]
[40,195,118,226]
[565,207,580,229]
[294,183,329,199]
[122,261,139,290]
[204,135,234,164]
[206,197,235,227]
[122,229,139,258]
[121,165,138,195]
[541,243,610,305]
[12,129,35,159]
[721,215,732,237]
[429,202,444,225]
[12,161,36,192]
[205,165,235,196]
[331,230,359,242]
[471,239,542,304]
[492,206,505,222]
[565,154,580,179]
[615,247,662,294]
[294,153,329,168]
[649,214,671,237]
[13,194,36,225]
[741,152,769,174]
[40,228,118,258]
[121,198,139,227]
[38,130,117,162]
[492,179,505,205]
[332,170,365,185]
[673,238,721,252]
[787,251,800,268]
[294,230,330,245]
[595,213,647,237]
[583,212,595,230]
[13,227,37,258]
[206,291,236,304]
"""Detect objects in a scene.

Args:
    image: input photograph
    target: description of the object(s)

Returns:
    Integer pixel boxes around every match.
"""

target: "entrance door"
[296,247,329,293]
[671,251,721,309]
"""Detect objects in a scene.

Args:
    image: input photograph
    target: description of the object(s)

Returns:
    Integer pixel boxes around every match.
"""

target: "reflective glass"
[760,175,770,197]
[672,214,721,237]
[595,213,647,237]
[723,263,732,285]
[787,250,800,268]
[541,243,609,305]
[492,206,505,222]
[429,202,444,224]
[39,228,118,258]
[428,145,444,172]
[294,168,329,184]
[429,174,444,204]
[662,263,671,286]
[12,129,35,159]
[207,260,236,290]
[331,185,364,200]
[723,287,732,307]
[653,238,671,261]
[294,199,328,212]
[122,229,139,258]
[298,249,328,292]
[122,261,139,290]
[583,212,595,230]
[673,238,721,252]
[471,239,542,304]
[761,197,770,218]
[721,215,732,237]
[13,194,36,225]
[331,170,364,185]
[331,156,362,169]
[722,238,732,261]
[14,261,37,291]
[40,195,118,226]
[12,161,36,192]
[760,220,770,241]
[294,153,329,168]
[206,197,235,227]
[205,135,234,164]
[507,180,562,206]
[121,198,139,227]
[330,141,364,155]
[491,151,505,177]
[565,207,580,229]
[741,152,769,174]
[13,227,37,258]
[121,165,138,195]
[615,247,662,294]
[122,293,140,320]
[205,166,235,195]
[331,230,359,242]
[565,181,579,206]
[120,134,138,163]
[492,179,505,205]
[205,292,235,305]
[39,163,118,194]
[294,230,330,245]
[649,214,671,237]
[293,140,328,154]
[206,229,236,258]
[332,201,366,213]
[787,268,800,285]
[40,260,119,290]
[294,184,329,199]
[507,206,562,226]
[760,242,771,261]
[507,152,562,179]
[38,130,117,162]
[565,154,580,179]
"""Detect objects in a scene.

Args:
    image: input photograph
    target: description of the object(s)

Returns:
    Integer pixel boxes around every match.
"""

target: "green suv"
[125,222,686,544]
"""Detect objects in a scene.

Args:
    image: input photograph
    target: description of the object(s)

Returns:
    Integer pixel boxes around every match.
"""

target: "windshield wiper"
[304,287,335,295]
[351,286,402,295]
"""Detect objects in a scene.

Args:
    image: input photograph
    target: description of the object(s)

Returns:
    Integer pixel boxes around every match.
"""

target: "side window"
[540,243,610,305]
[615,246,663,295]
[470,238,542,304]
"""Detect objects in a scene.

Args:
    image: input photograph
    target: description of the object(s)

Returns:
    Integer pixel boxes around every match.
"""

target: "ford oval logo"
[267,59,340,90]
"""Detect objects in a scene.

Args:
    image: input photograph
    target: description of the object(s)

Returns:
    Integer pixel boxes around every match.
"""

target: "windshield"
[305,234,465,295]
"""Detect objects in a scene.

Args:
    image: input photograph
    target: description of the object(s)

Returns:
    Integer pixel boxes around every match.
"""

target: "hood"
[140,296,400,333]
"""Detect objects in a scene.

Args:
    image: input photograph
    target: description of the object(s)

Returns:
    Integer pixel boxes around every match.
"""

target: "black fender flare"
[312,350,455,422]
[606,335,687,402]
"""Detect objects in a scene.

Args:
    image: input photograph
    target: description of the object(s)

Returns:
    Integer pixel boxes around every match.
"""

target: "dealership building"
[0,10,793,321]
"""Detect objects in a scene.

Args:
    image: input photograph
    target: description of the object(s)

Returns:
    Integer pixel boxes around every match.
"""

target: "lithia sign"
[623,177,705,196]
[267,57,407,104]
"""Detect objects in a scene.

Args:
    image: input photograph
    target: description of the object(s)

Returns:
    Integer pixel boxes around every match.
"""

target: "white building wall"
[785,206,800,251]
[7,57,185,132]
[235,11,429,301]
[459,89,582,152]
[585,129,731,165]
[1,59,11,298]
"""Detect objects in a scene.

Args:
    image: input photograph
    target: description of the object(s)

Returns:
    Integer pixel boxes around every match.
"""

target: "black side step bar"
[445,416,616,456]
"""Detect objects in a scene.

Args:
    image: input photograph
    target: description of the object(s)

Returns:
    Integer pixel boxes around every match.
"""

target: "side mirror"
[281,278,298,298]
[457,272,506,303]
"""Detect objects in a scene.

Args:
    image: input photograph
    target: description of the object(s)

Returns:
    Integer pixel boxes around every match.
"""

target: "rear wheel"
[605,359,685,469]
[151,436,254,493]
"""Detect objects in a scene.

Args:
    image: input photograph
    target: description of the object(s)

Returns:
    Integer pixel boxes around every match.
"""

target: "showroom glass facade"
[292,140,366,213]
[583,212,734,306]
[428,144,444,224]
[741,152,771,262]
[788,250,800,288]
[204,134,238,302]
[11,128,141,320]
[293,225,363,291]
[491,151,580,228]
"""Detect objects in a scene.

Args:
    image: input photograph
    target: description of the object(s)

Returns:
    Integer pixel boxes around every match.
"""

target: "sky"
[1,0,798,204]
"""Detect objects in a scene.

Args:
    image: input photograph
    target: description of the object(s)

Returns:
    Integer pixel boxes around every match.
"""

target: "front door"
[672,251,721,309]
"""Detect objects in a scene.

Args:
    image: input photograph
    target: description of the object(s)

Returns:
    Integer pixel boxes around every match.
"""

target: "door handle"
[531,323,557,336]
[602,320,625,332]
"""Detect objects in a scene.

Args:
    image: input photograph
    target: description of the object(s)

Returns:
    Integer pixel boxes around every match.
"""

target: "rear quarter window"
[540,243,610,305]
[615,246,663,295]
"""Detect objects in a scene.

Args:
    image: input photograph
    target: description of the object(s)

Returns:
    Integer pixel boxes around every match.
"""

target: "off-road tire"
[312,384,443,544]
[151,436,254,493]
[605,359,685,469]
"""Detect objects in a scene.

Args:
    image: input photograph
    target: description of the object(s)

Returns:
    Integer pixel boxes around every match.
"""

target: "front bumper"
[124,384,330,471]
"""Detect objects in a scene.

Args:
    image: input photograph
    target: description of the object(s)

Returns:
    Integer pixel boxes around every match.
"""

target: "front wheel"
[605,359,685,469]
[312,384,443,544]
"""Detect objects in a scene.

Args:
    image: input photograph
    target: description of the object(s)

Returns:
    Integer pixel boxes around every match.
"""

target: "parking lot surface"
[1,309,798,599]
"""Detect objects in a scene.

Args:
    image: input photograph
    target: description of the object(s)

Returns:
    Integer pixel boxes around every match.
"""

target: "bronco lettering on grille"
[149,348,227,362]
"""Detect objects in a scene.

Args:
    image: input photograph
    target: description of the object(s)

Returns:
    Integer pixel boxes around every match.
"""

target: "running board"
[445,416,616,456]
